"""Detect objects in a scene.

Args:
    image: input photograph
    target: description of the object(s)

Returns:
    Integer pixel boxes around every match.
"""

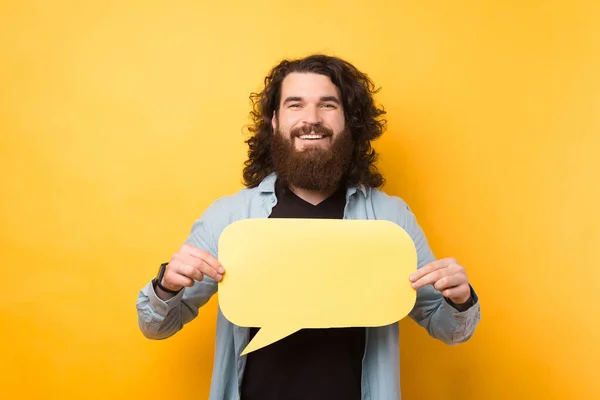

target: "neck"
[289,185,339,206]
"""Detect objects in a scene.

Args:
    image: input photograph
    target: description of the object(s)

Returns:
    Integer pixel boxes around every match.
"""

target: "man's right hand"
[158,244,225,297]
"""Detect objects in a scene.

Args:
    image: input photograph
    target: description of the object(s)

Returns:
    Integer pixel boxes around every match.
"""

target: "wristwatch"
[153,262,181,295]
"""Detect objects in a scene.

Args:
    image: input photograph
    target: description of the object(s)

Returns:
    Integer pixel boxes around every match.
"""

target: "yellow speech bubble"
[217,218,417,355]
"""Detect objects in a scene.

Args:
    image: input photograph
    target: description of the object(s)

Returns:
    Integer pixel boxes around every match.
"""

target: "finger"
[178,251,223,277]
[162,266,194,290]
[411,269,446,290]
[446,262,466,276]
[409,258,457,282]
[433,274,468,292]
[196,260,223,282]
[176,263,205,282]
[181,245,225,274]
[177,253,222,281]
[166,273,195,288]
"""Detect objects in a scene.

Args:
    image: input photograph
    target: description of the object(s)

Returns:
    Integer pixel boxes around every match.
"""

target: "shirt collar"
[258,172,367,197]
[257,173,278,193]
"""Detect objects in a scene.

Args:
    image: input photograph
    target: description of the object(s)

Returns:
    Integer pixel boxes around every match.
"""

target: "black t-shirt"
[240,182,365,400]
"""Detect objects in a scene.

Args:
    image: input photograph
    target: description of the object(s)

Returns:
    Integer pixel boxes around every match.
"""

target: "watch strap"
[154,262,182,295]
[153,278,182,296]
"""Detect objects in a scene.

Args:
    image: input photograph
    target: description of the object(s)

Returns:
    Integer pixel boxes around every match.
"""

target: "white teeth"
[299,134,324,140]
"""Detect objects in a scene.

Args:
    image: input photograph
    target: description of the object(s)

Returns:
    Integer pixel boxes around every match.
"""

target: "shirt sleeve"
[399,202,481,344]
[136,200,224,340]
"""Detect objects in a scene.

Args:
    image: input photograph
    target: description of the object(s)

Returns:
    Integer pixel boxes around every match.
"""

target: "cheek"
[326,114,345,133]
[276,113,298,133]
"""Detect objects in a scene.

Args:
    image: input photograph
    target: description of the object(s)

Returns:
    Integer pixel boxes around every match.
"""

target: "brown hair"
[243,54,387,188]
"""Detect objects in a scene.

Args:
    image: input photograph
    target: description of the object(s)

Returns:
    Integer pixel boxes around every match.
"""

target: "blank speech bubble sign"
[217,218,417,355]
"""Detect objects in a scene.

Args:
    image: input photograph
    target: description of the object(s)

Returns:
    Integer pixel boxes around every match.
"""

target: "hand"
[409,258,471,305]
[161,244,225,292]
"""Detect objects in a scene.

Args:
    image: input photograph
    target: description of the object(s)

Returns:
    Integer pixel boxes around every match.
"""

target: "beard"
[271,123,354,192]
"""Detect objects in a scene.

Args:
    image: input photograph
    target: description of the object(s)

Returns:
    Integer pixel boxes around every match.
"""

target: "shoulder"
[367,187,435,264]
[199,185,264,223]
[185,185,265,252]
[204,173,277,217]
[367,187,413,223]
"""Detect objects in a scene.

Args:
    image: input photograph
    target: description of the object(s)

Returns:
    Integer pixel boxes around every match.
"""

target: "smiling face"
[242,54,387,190]
[270,72,354,192]
[272,72,346,151]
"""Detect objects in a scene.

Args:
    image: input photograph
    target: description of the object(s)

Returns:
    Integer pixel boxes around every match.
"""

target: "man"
[136,54,481,400]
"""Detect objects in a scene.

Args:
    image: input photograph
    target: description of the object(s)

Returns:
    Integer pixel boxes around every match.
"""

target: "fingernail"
[216,274,223,281]
[218,267,225,274]
[409,275,415,282]
[411,283,417,289]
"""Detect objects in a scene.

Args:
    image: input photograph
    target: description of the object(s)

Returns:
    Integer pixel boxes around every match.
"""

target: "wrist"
[152,263,183,296]
[451,294,471,306]
[153,278,182,296]
[447,286,476,311]
[153,262,182,300]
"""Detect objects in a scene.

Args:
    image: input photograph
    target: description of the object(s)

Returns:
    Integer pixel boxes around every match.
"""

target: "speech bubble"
[217,218,417,355]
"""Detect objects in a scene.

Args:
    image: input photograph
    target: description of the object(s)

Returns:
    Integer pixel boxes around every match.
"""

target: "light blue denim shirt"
[136,173,481,400]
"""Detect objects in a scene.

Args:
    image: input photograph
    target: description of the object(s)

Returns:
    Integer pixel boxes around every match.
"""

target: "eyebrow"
[320,96,341,105]
[282,96,341,105]
[283,96,304,105]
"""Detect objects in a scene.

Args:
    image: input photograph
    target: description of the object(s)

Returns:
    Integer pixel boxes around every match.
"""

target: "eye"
[289,103,302,108]
[321,103,336,109]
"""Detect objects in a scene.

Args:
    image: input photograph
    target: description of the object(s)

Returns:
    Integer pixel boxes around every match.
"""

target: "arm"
[401,204,481,345]
[136,203,223,340]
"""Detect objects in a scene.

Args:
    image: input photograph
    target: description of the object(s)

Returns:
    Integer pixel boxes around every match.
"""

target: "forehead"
[280,72,340,100]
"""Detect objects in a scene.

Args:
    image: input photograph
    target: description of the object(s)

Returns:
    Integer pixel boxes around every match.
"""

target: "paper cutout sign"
[217,218,418,355]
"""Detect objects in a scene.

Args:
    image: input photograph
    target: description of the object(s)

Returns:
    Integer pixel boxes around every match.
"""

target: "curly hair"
[242,54,387,188]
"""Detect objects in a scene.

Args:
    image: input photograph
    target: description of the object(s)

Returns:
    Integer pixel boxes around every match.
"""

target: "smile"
[298,134,327,140]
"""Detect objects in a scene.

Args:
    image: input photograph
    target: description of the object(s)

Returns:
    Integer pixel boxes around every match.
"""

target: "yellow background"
[1,1,598,399]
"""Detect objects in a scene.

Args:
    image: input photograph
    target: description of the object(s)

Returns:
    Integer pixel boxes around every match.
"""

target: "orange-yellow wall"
[1,1,598,399]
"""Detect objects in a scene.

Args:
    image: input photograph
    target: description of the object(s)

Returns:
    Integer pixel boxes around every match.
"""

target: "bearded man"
[136,54,481,400]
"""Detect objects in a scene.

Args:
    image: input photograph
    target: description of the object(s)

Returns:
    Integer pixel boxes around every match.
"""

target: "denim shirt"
[136,173,481,400]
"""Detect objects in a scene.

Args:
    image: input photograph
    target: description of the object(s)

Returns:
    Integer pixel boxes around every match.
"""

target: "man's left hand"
[409,258,471,305]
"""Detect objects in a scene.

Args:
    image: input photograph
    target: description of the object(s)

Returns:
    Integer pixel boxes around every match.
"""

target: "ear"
[271,112,278,132]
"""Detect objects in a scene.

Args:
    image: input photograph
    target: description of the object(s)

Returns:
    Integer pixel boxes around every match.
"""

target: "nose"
[302,104,320,125]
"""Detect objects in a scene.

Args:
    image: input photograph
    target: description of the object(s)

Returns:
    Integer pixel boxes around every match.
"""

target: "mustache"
[290,123,334,138]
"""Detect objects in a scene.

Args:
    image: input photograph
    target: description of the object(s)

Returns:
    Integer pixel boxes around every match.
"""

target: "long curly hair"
[242,54,387,188]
